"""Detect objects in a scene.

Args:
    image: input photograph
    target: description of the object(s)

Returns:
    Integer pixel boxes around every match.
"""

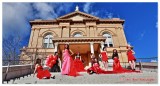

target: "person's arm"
[69,49,74,56]
[132,50,135,54]
[80,56,81,61]
[33,64,38,77]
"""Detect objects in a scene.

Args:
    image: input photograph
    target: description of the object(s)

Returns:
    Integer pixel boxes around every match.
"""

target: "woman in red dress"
[73,52,85,72]
[33,58,54,79]
[87,49,140,75]
[112,49,139,73]
[127,44,136,70]
[87,58,114,74]
[99,47,108,70]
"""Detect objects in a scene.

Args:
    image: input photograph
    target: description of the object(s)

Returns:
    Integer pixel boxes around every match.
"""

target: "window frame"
[43,33,54,48]
[102,32,114,47]
[73,32,83,37]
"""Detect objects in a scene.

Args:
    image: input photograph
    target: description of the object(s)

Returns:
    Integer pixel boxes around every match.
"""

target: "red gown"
[36,65,51,79]
[113,57,133,73]
[68,56,80,77]
[101,52,108,62]
[73,57,85,72]
[87,63,115,74]
[127,50,136,62]
[87,58,140,74]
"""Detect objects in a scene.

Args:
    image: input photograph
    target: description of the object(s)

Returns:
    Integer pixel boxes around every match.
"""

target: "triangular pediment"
[57,11,99,21]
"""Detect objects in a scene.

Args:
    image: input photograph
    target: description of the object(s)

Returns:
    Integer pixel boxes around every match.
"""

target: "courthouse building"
[20,6,128,67]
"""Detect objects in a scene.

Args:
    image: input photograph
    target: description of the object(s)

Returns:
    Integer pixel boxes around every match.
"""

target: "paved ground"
[4,70,158,84]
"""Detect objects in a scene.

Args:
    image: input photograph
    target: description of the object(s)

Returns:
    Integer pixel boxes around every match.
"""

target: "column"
[37,36,43,48]
[85,26,90,37]
[89,42,94,67]
[100,42,104,52]
[28,29,35,47]
[120,27,127,46]
[90,42,94,54]
[32,28,40,48]
[54,42,58,52]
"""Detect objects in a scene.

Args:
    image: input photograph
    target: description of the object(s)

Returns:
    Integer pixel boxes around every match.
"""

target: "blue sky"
[3,2,158,60]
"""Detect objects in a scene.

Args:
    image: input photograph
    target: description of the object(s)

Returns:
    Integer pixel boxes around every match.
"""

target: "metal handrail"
[2,64,34,83]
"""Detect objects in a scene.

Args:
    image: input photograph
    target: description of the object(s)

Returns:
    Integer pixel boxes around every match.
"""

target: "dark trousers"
[50,62,61,72]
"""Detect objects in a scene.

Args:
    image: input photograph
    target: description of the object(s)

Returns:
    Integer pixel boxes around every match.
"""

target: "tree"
[2,33,23,65]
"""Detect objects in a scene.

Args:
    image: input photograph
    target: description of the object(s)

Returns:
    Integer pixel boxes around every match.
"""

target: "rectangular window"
[108,38,112,42]
[49,43,54,48]
[109,41,113,44]
[104,44,108,47]
[44,38,49,43]
[49,38,52,43]
[108,36,111,38]
[44,43,48,48]
[109,44,113,47]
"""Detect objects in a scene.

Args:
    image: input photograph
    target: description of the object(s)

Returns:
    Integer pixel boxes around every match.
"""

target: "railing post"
[4,60,10,83]
[139,60,142,70]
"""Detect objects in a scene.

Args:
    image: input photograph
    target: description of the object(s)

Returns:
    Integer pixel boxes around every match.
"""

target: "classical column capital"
[90,42,94,45]
[54,42,58,46]
[66,26,70,28]
[85,25,89,28]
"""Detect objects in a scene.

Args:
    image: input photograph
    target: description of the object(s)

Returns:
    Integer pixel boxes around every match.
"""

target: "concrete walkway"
[4,71,158,84]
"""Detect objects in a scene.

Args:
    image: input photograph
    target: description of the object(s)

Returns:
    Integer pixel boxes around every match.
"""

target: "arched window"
[43,33,54,48]
[73,32,83,37]
[103,32,113,47]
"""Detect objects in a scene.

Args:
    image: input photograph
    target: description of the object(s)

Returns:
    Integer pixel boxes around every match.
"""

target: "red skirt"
[73,59,85,72]
[68,57,80,77]
[127,51,136,62]
[87,59,140,75]
[128,54,136,62]
[37,70,51,79]
[113,58,139,73]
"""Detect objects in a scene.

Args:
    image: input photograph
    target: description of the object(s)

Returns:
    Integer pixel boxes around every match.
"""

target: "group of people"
[33,52,60,79]
[33,43,139,79]
[87,45,139,75]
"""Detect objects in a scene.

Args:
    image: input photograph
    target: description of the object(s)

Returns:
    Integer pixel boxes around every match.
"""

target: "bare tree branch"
[3,33,23,65]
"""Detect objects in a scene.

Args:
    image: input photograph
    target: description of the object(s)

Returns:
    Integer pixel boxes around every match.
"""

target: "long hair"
[113,49,118,54]
[103,46,107,51]
[64,44,69,50]
[95,58,99,64]
[112,49,119,59]
[54,52,58,55]
[35,58,41,65]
